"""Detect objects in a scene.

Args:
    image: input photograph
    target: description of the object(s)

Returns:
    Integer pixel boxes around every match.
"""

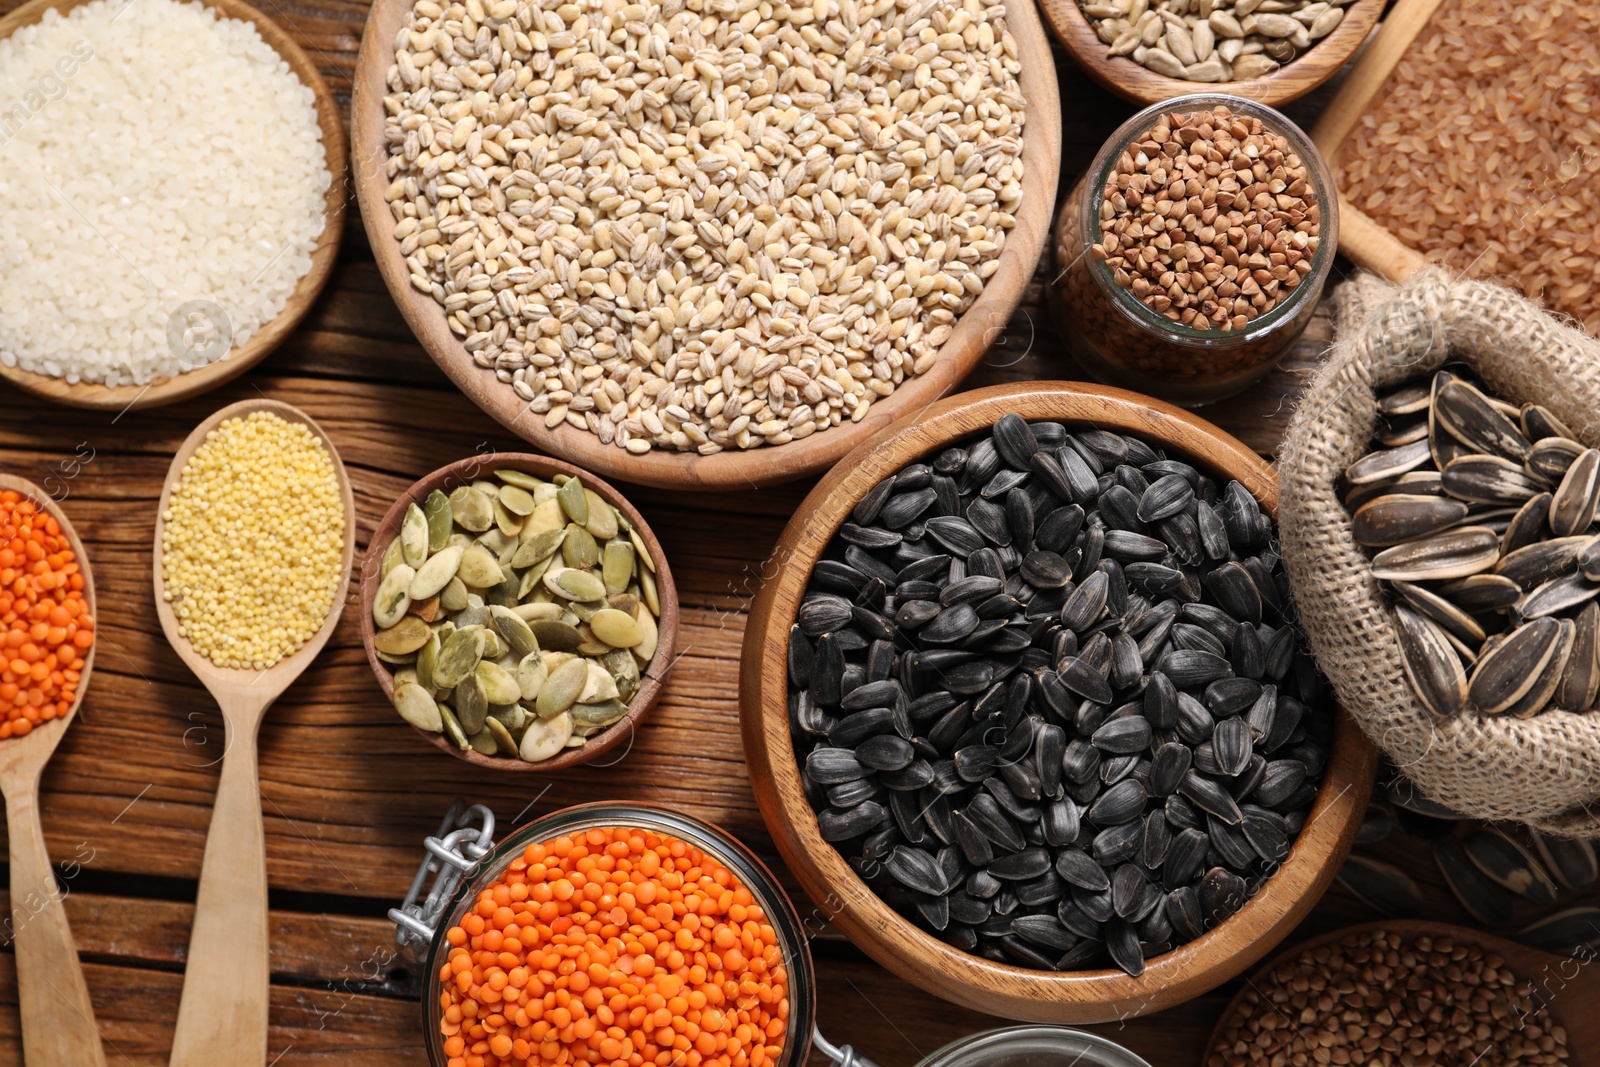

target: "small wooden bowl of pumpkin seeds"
[359,454,676,771]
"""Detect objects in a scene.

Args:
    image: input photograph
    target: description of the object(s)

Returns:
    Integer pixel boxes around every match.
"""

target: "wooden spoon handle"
[169,731,269,1067]
[6,783,108,1067]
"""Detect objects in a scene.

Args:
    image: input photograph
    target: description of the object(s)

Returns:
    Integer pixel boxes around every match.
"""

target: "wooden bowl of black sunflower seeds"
[739,380,1377,1022]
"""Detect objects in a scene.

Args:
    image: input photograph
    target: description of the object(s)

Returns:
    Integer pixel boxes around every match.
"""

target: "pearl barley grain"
[382,0,1027,455]
[161,412,345,670]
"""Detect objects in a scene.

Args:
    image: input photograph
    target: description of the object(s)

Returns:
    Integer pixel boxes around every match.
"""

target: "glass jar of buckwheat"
[1051,95,1338,406]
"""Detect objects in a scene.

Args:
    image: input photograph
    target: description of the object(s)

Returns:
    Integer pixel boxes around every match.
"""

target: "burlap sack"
[1278,268,1600,836]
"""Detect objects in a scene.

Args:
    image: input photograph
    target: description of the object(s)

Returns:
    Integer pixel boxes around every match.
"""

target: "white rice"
[0,0,331,386]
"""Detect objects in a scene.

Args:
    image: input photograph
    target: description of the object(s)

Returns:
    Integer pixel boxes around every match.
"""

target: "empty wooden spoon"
[1208,919,1600,1067]
[0,476,106,1067]
[153,399,354,1067]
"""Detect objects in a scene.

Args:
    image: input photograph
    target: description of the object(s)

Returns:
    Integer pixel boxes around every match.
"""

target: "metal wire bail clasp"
[390,799,497,954]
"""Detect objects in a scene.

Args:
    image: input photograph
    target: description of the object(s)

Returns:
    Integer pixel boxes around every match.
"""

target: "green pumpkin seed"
[602,541,635,595]
[517,651,548,702]
[493,498,523,537]
[537,657,589,719]
[455,673,489,734]
[490,605,539,658]
[477,660,522,705]
[486,574,521,608]
[424,489,453,551]
[513,527,565,568]
[633,608,659,663]
[567,599,605,623]
[439,576,470,613]
[515,602,565,622]
[519,711,573,761]
[380,536,405,578]
[580,661,620,703]
[410,545,464,600]
[478,527,516,557]
[449,485,495,532]
[393,666,420,687]
[465,726,496,755]
[590,607,643,648]
[498,484,536,516]
[639,565,660,617]
[530,618,583,652]
[417,632,441,689]
[490,703,530,733]
[601,648,640,700]
[434,628,485,688]
[608,592,642,616]
[562,524,600,569]
[495,468,544,491]
[549,568,607,603]
[485,717,519,755]
[557,477,590,525]
[393,683,444,732]
[572,698,627,728]
[373,564,416,628]
[456,600,490,629]
[480,628,507,660]
[458,544,506,588]
[439,704,470,749]
[375,649,417,666]
[575,624,611,656]
[525,497,564,539]
[629,527,655,573]
[401,504,429,568]
[584,490,619,540]
[375,615,433,655]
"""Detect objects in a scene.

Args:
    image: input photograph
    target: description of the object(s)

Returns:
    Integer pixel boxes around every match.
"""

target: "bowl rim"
[738,380,1379,1023]
[0,0,347,411]
[358,452,678,772]
[1036,0,1386,108]
[348,0,1062,490]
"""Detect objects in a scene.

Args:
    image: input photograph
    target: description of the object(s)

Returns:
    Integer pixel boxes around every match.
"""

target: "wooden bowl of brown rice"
[351,0,1062,491]
[0,0,346,411]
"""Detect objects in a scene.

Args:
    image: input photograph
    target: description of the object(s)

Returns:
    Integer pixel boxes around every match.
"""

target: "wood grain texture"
[0,478,106,1067]
[740,381,1379,1023]
[349,0,1063,491]
[1036,0,1383,108]
[0,0,348,411]
[1205,919,1600,1067]
[152,400,356,1067]
[356,453,679,771]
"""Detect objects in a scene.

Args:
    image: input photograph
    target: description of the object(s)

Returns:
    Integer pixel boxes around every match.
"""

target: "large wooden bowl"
[349,0,1061,490]
[1206,920,1600,1067]
[0,0,345,411]
[1038,0,1383,107]
[740,380,1379,1022]
[358,453,678,772]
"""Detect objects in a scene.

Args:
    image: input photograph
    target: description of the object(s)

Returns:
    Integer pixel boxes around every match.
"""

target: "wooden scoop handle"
[169,725,269,1067]
[6,780,108,1067]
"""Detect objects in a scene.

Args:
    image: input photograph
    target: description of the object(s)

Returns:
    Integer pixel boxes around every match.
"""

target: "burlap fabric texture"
[1278,268,1600,836]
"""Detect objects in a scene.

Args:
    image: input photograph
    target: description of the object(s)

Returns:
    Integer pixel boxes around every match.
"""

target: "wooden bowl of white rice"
[0,0,346,409]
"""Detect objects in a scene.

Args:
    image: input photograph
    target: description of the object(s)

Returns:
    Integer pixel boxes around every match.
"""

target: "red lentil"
[438,826,790,1067]
[0,490,93,737]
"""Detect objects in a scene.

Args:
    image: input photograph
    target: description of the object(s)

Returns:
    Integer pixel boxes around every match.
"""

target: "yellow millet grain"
[161,411,345,670]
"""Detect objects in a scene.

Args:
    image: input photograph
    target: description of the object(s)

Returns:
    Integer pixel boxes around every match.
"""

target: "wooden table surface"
[2,2,1592,1064]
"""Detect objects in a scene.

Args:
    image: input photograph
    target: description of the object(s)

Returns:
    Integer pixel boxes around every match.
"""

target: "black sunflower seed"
[1088,778,1148,826]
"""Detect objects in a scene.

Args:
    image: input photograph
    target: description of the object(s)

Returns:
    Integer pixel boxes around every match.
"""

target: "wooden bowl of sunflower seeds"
[740,380,1377,1022]
[359,453,677,771]
[350,0,1061,491]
